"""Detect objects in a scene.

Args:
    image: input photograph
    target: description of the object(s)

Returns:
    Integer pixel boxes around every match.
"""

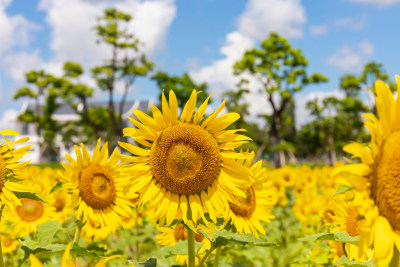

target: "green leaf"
[200,230,277,250]
[299,232,359,245]
[37,221,64,245]
[332,185,353,197]
[70,243,105,258]
[13,191,47,203]
[335,256,375,266]
[157,240,202,256]
[50,181,64,194]
[20,240,66,254]
[139,258,157,267]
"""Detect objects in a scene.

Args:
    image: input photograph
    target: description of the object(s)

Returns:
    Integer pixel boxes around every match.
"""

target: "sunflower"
[224,154,274,237]
[4,177,56,237]
[335,76,400,267]
[0,235,19,255]
[60,139,133,230]
[327,193,373,262]
[29,242,120,267]
[156,223,211,265]
[0,130,31,210]
[81,217,113,242]
[119,90,253,226]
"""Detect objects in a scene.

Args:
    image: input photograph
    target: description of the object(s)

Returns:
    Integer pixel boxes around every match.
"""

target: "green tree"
[92,8,153,146]
[151,72,209,109]
[233,33,328,167]
[14,70,61,162]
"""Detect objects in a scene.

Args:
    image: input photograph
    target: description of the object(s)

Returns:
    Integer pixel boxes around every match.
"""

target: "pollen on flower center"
[79,164,116,210]
[0,155,6,190]
[150,123,221,195]
[16,199,44,222]
[229,186,256,218]
[372,130,400,230]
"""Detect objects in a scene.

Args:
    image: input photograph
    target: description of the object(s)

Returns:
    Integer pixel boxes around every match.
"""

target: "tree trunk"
[328,135,337,165]
[279,150,286,166]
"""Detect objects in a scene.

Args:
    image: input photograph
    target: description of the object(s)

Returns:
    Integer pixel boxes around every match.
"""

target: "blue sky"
[0,0,399,129]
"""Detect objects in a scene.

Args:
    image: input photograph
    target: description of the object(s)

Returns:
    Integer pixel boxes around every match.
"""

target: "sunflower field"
[0,76,399,267]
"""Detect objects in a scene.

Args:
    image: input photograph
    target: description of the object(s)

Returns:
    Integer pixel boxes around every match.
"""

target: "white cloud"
[309,25,328,36]
[238,0,306,40]
[38,0,176,68]
[333,17,366,30]
[351,0,400,6]
[326,41,374,72]
[191,32,254,96]
[295,90,345,126]
[3,50,45,84]
[0,109,18,131]
[0,2,40,54]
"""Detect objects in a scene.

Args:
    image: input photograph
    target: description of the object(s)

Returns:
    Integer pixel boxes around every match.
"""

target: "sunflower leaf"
[335,256,375,266]
[70,243,104,258]
[20,240,66,256]
[200,230,277,250]
[37,221,65,245]
[156,240,202,257]
[13,191,48,203]
[299,232,359,245]
[50,181,64,194]
[332,185,353,197]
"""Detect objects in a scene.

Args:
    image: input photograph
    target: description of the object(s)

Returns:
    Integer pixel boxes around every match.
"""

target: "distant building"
[14,99,153,163]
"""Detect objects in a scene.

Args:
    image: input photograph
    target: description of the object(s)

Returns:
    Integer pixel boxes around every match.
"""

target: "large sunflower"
[119,90,253,226]
[0,130,31,210]
[224,154,274,237]
[60,139,133,230]
[335,76,400,267]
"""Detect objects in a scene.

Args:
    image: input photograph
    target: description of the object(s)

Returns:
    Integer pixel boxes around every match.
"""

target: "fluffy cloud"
[351,0,400,6]
[38,0,176,68]
[238,0,306,40]
[0,109,18,131]
[326,41,374,72]
[332,16,366,30]
[309,25,328,36]
[0,1,40,54]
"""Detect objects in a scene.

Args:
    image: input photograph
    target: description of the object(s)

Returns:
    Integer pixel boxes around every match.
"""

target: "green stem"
[198,248,214,267]
[187,227,196,267]
[389,245,400,267]
[213,247,222,267]
[72,215,84,264]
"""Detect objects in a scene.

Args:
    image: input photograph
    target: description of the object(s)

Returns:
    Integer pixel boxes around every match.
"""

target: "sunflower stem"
[72,215,83,264]
[187,227,196,267]
[390,245,400,267]
[213,246,221,267]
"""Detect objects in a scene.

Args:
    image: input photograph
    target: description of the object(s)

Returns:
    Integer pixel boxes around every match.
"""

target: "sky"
[0,0,399,130]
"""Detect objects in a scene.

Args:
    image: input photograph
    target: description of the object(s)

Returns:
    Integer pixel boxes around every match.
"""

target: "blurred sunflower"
[81,217,113,242]
[156,223,211,265]
[335,76,400,267]
[0,235,19,255]
[0,130,31,210]
[29,242,120,267]
[120,90,253,226]
[327,193,373,262]
[224,154,274,237]
[60,139,133,230]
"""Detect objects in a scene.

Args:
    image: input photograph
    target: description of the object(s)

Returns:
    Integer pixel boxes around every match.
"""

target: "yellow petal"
[169,90,179,124]
[181,90,197,123]
[0,130,19,136]
[29,254,45,267]
[193,93,214,124]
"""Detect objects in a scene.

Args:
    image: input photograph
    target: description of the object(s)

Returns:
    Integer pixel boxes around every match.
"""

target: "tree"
[152,72,209,109]
[233,33,328,167]
[92,8,153,147]
[14,71,61,162]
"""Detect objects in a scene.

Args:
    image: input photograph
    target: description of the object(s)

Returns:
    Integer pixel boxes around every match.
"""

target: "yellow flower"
[60,139,133,230]
[120,90,253,226]
[335,76,400,267]
[29,242,120,267]
[155,223,211,265]
[224,154,274,237]
[0,235,19,255]
[81,217,113,242]
[0,130,31,210]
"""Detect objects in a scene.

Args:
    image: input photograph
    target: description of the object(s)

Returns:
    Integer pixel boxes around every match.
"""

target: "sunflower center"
[228,186,256,218]
[2,237,12,247]
[79,164,116,210]
[54,195,66,212]
[372,131,400,230]
[0,155,6,190]
[150,123,221,195]
[16,199,44,222]
[173,224,204,243]
[345,207,363,236]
